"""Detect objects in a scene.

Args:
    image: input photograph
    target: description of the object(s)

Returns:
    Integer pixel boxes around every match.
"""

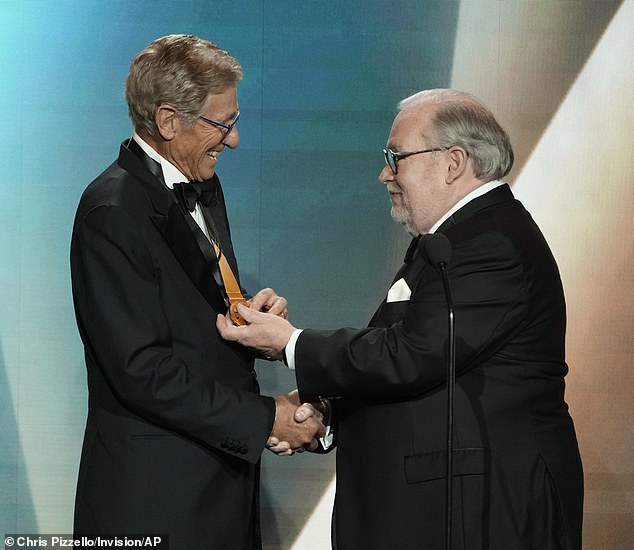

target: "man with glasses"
[70,35,323,550]
[218,89,584,550]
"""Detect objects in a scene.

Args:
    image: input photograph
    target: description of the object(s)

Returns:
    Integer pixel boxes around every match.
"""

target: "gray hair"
[399,89,514,181]
[125,34,243,135]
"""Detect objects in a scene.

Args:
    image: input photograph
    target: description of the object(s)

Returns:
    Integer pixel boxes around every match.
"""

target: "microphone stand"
[438,261,456,550]
[419,233,455,550]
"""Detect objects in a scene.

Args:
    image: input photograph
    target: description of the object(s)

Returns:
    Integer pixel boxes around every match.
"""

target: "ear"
[154,104,179,140]
[445,146,469,184]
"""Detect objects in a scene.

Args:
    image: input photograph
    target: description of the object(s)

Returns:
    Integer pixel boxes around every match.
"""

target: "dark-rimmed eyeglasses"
[198,110,240,134]
[383,147,447,174]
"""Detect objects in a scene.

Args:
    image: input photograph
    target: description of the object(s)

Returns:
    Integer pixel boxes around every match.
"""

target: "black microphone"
[420,232,452,267]
[419,233,455,550]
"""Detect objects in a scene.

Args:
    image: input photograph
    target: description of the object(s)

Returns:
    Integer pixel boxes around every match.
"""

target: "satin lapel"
[151,202,226,312]
[118,141,227,313]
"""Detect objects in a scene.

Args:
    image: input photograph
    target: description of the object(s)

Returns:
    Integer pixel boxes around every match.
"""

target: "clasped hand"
[269,390,327,456]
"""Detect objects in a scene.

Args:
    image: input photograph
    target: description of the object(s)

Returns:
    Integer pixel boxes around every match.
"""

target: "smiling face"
[378,104,454,235]
[158,85,240,182]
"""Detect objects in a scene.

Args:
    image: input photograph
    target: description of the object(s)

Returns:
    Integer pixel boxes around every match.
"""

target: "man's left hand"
[216,304,295,360]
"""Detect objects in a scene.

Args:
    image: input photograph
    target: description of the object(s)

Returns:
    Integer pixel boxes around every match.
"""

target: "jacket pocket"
[130,432,174,440]
[405,447,488,483]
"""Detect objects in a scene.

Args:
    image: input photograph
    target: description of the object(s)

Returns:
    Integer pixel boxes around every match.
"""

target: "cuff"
[284,328,303,370]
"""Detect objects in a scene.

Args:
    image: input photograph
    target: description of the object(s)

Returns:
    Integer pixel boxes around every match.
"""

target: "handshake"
[268,390,329,456]
[215,288,330,455]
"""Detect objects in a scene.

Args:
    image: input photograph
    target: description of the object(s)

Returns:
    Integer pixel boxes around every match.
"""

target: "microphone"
[419,233,455,550]
[420,232,452,267]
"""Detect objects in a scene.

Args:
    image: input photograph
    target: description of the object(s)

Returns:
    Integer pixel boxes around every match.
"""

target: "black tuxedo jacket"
[70,141,275,550]
[296,185,583,550]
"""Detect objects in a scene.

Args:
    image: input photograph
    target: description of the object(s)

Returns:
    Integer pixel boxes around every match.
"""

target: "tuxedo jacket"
[70,141,275,550]
[296,185,583,550]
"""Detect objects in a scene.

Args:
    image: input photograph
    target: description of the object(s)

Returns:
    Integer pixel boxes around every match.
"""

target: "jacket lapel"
[200,179,243,285]
[118,141,227,313]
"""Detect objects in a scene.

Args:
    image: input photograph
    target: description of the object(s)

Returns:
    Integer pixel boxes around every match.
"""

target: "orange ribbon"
[212,240,248,326]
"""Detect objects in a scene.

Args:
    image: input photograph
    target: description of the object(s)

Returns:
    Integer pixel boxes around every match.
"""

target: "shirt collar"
[428,180,505,234]
[132,132,188,189]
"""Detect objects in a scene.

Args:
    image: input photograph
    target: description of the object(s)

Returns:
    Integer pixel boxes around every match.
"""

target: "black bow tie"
[172,180,216,212]
[403,235,422,263]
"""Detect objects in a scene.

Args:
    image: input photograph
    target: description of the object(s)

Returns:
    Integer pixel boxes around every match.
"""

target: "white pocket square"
[387,278,411,302]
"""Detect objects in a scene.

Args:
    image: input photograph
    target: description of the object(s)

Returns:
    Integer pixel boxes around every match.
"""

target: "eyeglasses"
[383,147,447,174]
[198,110,240,134]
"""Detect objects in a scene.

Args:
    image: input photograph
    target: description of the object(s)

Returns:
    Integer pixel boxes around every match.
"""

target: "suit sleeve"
[295,231,531,402]
[71,204,275,463]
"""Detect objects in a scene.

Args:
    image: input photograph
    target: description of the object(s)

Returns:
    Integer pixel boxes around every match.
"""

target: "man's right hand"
[269,392,325,455]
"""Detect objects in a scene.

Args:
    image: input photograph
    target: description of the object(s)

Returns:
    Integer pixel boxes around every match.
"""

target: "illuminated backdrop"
[0,1,631,548]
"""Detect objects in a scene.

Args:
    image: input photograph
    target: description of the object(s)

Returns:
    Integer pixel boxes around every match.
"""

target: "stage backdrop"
[1,1,631,548]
